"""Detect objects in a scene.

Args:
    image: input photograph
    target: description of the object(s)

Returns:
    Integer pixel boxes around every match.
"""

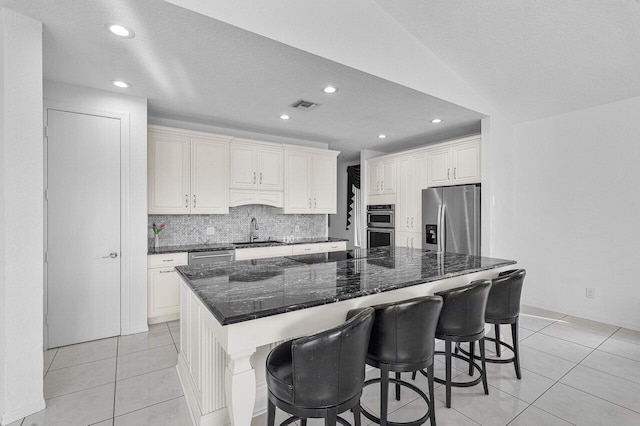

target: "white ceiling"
[375,0,640,123]
[1,0,484,159]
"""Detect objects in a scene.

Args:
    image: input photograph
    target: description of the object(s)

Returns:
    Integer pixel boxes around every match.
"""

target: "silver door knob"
[103,252,118,258]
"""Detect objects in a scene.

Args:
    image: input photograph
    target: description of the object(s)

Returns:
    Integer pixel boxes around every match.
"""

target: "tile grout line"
[112,334,120,423]
[112,394,184,422]
[556,373,640,416]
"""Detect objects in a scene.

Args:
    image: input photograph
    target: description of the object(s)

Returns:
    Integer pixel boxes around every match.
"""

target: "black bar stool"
[457,269,526,379]
[357,296,443,426]
[266,307,375,426]
[415,280,491,408]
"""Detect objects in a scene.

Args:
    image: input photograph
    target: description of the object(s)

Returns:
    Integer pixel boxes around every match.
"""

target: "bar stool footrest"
[360,377,431,426]
[432,351,484,387]
[455,339,516,364]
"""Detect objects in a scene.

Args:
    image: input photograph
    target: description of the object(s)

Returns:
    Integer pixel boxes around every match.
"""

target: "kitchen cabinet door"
[380,159,396,193]
[426,147,452,187]
[368,159,381,195]
[147,268,181,320]
[148,131,190,214]
[191,137,229,214]
[229,144,258,189]
[258,147,283,190]
[284,151,312,213]
[452,141,481,184]
[396,157,412,232]
[311,154,337,213]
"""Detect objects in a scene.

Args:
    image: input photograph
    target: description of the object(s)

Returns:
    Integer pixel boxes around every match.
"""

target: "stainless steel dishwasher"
[188,250,235,265]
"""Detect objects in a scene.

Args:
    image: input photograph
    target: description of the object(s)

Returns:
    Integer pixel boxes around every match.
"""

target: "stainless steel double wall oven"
[366,204,394,248]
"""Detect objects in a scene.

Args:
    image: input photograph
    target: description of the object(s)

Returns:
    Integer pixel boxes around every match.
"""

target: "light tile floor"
[11,308,640,425]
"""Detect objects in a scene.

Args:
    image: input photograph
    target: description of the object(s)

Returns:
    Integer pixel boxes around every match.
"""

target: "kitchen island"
[175,247,515,426]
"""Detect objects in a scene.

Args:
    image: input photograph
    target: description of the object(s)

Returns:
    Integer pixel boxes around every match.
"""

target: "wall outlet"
[295,225,300,232]
[586,288,595,299]
[206,226,216,236]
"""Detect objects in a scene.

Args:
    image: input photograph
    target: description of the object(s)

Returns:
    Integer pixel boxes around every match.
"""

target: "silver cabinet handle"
[159,270,174,274]
[447,168,450,179]
[253,172,256,184]
[381,180,384,190]
[454,168,457,179]
[162,259,174,262]
[411,217,414,227]
[191,253,233,259]
[259,172,262,184]
[309,198,311,208]
[406,217,409,226]
[406,237,409,247]
[314,198,317,208]
[102,252,118,259]
[185,194,188,208]
[193,194,196,208]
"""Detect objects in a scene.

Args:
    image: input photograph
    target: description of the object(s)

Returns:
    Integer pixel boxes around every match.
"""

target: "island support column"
[225,349,257,426]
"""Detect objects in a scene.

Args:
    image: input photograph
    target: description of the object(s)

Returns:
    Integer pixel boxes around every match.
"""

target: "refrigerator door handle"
[439,204,446,253]
[436,204,442,253]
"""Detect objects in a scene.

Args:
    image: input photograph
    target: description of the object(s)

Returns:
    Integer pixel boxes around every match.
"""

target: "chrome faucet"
[250,217,259,242]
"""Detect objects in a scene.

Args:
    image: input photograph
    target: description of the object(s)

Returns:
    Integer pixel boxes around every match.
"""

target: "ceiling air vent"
[290,99,320,111]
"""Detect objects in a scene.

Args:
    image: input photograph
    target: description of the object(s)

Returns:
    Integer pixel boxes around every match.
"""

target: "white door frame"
[43,101,132,349]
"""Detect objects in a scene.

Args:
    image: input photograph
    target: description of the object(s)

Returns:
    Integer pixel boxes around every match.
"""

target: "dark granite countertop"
[175,247,516,326]
[148,237,348,255]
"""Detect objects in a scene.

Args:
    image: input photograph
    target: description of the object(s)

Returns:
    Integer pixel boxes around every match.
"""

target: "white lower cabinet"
[147,252,188,324]
[396,231,422,249]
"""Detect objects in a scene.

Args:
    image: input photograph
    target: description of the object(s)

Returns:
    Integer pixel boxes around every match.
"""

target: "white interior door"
[47,108,121,348]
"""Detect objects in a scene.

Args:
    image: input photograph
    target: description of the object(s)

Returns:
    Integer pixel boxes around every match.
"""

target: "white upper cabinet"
[148,131,191,214]
[284,147,339,214]
[368,158,396,195]
[230,140,283,191]
[396,153,425,233]
[426,136,481,187]
[148,126,230,214]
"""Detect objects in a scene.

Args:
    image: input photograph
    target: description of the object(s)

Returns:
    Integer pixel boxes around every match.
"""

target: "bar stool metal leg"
[427,364,436,426]
[268,399,276,426]
[445,340,452,408]
[395,372,401,401]
[300,419,307,426]
[468,342,475,376]
[512,319,522,379]
[479,338,489,395]
[352,403,362,426]
[495,325,501,356]
[380,365,389,426]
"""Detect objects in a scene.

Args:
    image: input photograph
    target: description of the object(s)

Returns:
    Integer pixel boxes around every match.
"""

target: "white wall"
[0,9,45,424]
[328,159,360,248]
[44,81,149,335]
[514,96,640,330]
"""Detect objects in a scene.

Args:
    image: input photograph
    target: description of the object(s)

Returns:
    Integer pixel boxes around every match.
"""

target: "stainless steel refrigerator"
[422,185,480,255]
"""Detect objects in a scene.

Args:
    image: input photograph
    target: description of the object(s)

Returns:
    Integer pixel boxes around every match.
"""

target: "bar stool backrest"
[290,307,375,407]
[367,296,443,366]
[435,280,491,339]
[486,269,526,322]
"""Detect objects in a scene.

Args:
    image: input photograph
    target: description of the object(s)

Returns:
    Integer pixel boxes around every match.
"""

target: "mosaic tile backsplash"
[149,205,327,246]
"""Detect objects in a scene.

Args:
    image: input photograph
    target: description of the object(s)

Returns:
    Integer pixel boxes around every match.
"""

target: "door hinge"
[44,126,48,138]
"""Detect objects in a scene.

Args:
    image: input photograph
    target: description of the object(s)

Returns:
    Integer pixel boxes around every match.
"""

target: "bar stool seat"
[266,307,375,426]
[357,296,443,426]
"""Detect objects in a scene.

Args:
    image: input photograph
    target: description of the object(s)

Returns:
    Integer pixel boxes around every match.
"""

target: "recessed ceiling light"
[431,118,442,123]
[112,80,130,88]
[280,114,290,120]
[378,134,387,139]
[105,24,135,38]
[323,86,338,94]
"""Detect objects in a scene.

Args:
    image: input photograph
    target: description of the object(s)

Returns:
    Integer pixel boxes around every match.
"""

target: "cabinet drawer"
[235,245,293,260]
[148,252,188,268]
[315,242,347,252]
[291,244,321,255]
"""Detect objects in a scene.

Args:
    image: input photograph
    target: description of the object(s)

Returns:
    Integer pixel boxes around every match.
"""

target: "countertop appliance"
[188,250,235,265]
[367,204,395,248]
[422,185,480,255]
